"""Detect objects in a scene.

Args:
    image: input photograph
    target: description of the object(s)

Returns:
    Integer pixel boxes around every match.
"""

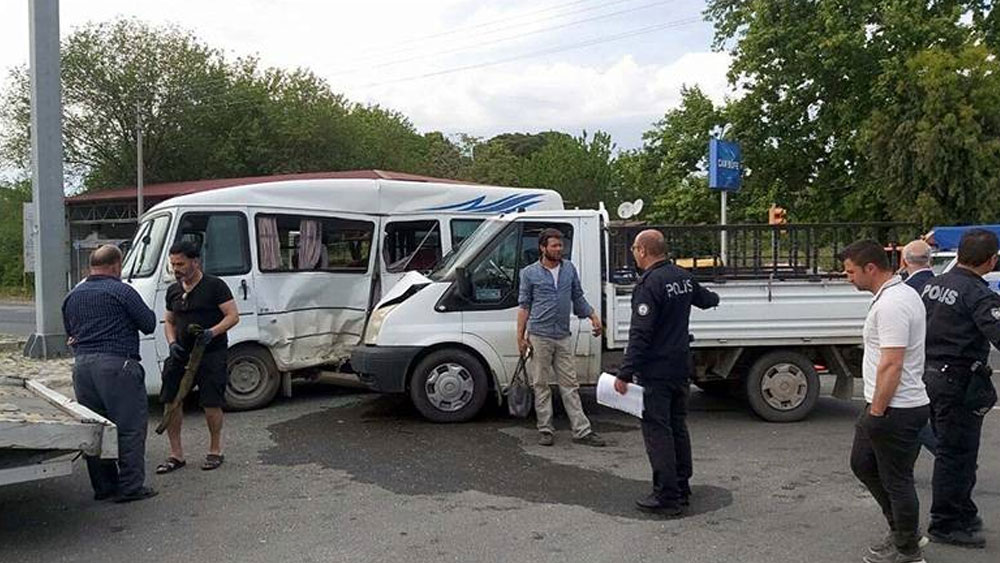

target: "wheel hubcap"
[759,363,808,411]
[425,362,475,412]
[229,360,264,395]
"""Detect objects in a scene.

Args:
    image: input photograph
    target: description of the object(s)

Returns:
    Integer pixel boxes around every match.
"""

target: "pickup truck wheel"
[225,345,281,411]
[409,349,489,423]
[745,351,819,422]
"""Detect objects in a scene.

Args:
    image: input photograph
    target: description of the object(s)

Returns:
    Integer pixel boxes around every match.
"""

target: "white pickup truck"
[351,209,917,423]
[0,376,116,487]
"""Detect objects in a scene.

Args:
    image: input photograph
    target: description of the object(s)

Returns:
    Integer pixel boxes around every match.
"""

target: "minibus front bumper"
[350,345,423,393]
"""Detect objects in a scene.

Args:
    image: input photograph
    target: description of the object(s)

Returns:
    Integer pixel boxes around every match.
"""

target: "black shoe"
[927,528,986,548]
[538,432,554,446]
[967,515,984,533]
[572,432,606,447]
[114,486,159,504]
[93,490,118,501]
[635,494,684,517]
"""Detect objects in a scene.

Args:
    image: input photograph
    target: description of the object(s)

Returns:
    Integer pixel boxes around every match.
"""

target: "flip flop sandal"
[155,457,186,474]
[201,454,224,471]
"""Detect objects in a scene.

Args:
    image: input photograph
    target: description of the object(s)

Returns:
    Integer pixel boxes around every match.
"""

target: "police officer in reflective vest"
[921,228,1000,548]
[615,229,719,516]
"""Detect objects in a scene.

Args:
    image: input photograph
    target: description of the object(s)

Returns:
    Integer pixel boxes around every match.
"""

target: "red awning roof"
[66,169,475,204]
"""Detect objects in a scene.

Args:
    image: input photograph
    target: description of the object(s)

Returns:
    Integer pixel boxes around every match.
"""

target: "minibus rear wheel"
[409,349,489,423]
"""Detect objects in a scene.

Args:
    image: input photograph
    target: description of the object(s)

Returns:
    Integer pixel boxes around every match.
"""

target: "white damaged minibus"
[121,178,562,409]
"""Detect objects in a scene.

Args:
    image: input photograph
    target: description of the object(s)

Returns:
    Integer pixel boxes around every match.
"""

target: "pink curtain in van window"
[298,219,323,270]
[257,217,281,271]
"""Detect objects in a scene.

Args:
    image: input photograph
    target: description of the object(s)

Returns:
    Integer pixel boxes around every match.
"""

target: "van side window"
[174,212,251,276]
[451,219,484,249]
[520,223,573,265]
[257,214,374,273]
[466,222,574,307]
[384,220,442,273]
[469,228,519,304]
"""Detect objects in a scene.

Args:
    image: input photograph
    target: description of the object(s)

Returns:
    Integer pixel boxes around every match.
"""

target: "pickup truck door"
[458,218,593,386]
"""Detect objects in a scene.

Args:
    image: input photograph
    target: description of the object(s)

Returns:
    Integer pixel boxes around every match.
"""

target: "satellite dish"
[632,198,644,217]
[617,201,634,220]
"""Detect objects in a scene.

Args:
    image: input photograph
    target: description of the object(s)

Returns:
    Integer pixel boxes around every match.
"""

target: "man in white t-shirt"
[841,240,931,563]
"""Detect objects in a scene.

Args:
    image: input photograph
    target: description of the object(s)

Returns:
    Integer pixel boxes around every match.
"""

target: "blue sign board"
[708,138,741,191]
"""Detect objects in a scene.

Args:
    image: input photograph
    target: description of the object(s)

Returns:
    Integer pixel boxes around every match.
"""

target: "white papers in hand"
[597,372,643,418]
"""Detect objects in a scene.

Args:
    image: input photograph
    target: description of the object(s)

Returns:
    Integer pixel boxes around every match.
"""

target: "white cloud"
[350,51,733,144]
[1,1,731,149]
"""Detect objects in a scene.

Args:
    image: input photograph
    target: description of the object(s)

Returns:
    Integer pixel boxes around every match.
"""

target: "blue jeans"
[72,354,148,497]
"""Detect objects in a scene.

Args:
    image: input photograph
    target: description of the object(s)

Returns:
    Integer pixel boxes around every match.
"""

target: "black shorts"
[161,349,229,408]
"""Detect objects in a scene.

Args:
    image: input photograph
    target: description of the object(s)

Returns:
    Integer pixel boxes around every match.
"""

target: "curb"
[0,341,26,353]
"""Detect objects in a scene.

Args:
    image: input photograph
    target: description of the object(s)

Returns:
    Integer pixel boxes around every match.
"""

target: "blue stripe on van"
[422,193,546,213]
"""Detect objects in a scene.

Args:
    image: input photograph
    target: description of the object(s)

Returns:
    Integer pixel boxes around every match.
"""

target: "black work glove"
[196,328,215,347]
[169,341,189,362]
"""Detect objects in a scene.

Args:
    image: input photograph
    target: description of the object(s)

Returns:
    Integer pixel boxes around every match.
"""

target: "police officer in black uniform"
[615,229,719,516]
[921,228,1000,548]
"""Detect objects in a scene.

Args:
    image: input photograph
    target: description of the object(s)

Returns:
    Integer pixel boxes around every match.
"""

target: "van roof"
[143,178,563,218]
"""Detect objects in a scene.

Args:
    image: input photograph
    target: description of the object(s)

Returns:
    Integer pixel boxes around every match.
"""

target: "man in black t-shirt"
[156,240,239,473]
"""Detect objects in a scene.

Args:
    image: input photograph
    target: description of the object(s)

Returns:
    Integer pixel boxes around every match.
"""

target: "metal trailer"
[604,222,920,422]
[0,376,116,487]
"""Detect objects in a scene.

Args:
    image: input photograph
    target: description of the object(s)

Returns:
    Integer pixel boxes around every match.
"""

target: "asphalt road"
[0,302,34,336]
[1,383,997,563]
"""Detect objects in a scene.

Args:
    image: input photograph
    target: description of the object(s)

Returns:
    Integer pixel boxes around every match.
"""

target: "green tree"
[418,131,472,180]
[0,178,31,288]
[468,139,525,187]
[865,44,1000,226]
[704,0,998,224]
[614,86,732,224]
[522,130,615,208]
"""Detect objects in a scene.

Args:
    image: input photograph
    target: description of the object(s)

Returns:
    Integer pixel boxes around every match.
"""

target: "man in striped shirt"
[62,245,158,503]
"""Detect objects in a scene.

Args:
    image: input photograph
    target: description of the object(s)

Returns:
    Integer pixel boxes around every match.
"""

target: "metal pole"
[720,190,728,267]
[24,0,69,358]
[136,102,143,216]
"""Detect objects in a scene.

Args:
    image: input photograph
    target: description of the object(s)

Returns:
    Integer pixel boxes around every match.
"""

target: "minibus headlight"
[363,303,399,345]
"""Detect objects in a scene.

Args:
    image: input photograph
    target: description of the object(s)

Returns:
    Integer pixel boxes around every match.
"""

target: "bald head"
[631,229,667,270]
[901,239,931,273]
[635,230,667,257]
[89,244,123,277]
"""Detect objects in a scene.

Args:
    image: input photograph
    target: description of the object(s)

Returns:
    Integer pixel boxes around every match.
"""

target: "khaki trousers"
[527,334,592,438]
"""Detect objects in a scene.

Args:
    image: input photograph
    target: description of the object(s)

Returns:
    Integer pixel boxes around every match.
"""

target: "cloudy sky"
[1,0,734,149]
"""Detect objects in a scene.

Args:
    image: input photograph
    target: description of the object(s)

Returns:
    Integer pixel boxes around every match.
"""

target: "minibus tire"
[409,349,489,423]
[225,345,281,411]
[745,351,819,422]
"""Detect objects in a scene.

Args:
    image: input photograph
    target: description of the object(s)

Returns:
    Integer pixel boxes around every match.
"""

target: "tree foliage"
[0,179,31,288]
[705,0,1000,224]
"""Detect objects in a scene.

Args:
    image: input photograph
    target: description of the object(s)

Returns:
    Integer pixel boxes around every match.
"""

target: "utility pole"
[136,101,143,216]
[24,0,69,359]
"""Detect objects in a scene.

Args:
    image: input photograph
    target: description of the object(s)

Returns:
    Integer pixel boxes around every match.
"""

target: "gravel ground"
[0,343,74,395]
